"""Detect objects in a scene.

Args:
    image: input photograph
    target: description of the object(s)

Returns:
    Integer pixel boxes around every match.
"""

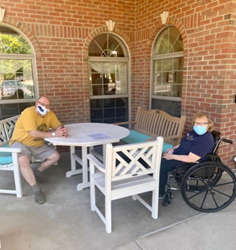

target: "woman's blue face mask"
[193,125,207,135]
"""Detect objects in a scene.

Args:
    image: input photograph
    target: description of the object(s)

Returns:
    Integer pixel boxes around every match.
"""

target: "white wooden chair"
[87,137,163,233]
[0,116,22,197]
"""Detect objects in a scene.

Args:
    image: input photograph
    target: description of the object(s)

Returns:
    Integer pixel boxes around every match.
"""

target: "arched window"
[151,26,183,117]
[88,33,129,123]
[0,25,37,119]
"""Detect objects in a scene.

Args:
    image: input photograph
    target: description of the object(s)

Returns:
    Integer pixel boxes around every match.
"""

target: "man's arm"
[29,125,68,138]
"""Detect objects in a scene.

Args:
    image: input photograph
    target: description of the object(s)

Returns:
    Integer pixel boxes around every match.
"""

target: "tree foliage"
[0,34,32,54]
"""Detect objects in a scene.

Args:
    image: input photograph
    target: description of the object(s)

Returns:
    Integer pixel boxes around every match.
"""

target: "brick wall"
[1,0,236,167]
[1,0,136,124]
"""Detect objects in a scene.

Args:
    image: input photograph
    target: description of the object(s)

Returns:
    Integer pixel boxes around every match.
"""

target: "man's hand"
[56,126,68,137]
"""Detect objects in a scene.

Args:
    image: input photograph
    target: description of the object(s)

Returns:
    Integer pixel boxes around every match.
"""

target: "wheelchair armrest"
[205,154,221,161]
[173,162,196,171]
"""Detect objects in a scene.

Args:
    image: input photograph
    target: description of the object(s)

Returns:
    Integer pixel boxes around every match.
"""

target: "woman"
[159,112,214,197]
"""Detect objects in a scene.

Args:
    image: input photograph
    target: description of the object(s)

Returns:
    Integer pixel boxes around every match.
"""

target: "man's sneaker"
[35,175,47,183]
[159,195,164,199]
[34,190,46,204]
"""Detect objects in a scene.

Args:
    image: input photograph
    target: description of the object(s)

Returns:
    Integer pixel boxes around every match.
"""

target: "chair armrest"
[146,135,182,142]
[145,137,156,142]
[87,154,105,173]
[0,147,21,153]
[163,135,182,145]
[113,121,136,126]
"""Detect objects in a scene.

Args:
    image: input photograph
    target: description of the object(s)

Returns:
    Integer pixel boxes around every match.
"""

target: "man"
[9,96,68,204]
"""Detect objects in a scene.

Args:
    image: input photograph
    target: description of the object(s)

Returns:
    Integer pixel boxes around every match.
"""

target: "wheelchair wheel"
[180,162,236,212]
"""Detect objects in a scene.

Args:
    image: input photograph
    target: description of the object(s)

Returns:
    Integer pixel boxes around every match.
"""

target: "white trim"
[160,11,169,25]
[0,54,34,59]
[0,23,39,103]
[151,25,171,55]
[150,26,184,111]
[149,54,154,109]
[127,52,131,122]
[0,7,6,22]
[90,94,128,100]
[151,95,181,102]
[106,20,115,32]
[152,51,184,60]
[88,33,131,122]
[0,98,37,104]
[0,23,36,55]
[89,56,129,62]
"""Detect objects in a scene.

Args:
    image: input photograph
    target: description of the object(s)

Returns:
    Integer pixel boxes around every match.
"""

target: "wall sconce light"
[160,11,169,25]
[106,20,115,32]
[0,7,6,22]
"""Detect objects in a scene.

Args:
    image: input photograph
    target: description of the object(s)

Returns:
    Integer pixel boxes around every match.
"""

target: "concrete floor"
[116,201,236,250]
[0,150,210,250]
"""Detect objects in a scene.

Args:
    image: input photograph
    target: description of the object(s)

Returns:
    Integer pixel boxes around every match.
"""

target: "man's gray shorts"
[11,142,57,162]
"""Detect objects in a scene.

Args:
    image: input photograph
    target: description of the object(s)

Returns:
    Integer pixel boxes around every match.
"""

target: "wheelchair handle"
[221,138,233,144]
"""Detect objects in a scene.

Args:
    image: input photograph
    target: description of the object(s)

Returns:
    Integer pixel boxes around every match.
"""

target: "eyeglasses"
[37,101,51,109]
[194,122,209,126]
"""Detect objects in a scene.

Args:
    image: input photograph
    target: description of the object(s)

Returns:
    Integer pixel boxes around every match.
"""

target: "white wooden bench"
[115,106,186,151]
[0,115,22,197]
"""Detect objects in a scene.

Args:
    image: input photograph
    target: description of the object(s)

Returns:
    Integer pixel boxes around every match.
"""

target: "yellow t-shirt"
[9,106,61,147]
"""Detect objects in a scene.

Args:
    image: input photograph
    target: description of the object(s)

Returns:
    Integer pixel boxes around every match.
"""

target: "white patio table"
[45,123,129,191]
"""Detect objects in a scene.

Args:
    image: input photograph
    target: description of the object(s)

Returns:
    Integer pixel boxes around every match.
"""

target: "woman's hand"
[163,147,174,158]
[164,147,174,154]
[163,152,174,160]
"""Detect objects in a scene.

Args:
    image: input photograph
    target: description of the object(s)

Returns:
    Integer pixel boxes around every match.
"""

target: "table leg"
[103,144,106,163]
[66,146,83,178]
[77,146,90,191]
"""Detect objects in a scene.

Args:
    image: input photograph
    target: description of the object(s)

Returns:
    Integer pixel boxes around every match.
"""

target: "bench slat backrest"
[134,107,157,136]
[0,115,20,147]
[153,111,186,138]
[133,107,186,144]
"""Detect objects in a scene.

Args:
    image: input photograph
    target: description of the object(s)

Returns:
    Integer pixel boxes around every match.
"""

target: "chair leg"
[132,195,137,200]
[90,177,96,211]
[152,189,158,219]
[105,196,112,233]
[14,166,23,198]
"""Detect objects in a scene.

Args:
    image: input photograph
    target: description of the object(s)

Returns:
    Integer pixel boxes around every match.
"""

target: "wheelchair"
[163,131,236,212]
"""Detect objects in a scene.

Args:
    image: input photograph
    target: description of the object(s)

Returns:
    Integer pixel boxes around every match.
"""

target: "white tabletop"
[45,123,130,147]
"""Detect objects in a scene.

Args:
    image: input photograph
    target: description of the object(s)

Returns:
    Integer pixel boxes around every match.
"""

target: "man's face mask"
[37,105,50,116]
